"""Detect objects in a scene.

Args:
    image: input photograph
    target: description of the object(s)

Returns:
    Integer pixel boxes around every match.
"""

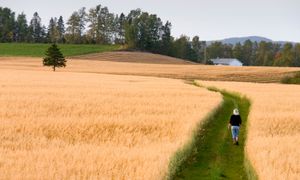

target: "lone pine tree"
[43,44,66,71]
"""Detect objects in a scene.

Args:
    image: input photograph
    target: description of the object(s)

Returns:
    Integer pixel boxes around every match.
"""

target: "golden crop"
[1,54,299,179]
[198,80,300,180]
[0,56,299,83]
[0,69,221,179]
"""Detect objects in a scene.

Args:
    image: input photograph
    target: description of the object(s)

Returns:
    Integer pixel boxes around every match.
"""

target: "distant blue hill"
[207,36,297,45]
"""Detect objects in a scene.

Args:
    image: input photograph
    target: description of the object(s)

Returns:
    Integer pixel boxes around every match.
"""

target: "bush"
[281,72,300,84]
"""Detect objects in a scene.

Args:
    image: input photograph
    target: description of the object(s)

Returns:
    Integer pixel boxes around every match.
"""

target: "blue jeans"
[231,126,240,139]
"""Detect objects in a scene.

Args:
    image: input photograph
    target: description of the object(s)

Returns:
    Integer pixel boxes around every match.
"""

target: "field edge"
[204,84,258,180]
[165,81,258,179]
[164,81,223,179]
[165,103,223,180]
[201,83,258,180]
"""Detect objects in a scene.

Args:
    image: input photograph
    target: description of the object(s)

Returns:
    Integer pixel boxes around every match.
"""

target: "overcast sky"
[1,0,299,42]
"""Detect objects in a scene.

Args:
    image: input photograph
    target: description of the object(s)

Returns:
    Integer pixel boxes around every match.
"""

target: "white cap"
[233,108,239,115]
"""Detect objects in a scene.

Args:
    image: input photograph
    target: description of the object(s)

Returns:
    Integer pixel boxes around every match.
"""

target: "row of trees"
[0,7,62,43]
[0,6,196,57]
[0,6,299,66]
[0,6,122,44]
[207,40,300,67]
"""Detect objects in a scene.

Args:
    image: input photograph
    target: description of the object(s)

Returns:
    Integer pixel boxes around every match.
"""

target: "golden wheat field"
[198,80,300,180]
[0,56,299,83]
[0,69,221,179]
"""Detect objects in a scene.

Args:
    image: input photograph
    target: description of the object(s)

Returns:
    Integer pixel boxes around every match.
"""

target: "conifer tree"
[47,17,58,43]
[57,16,65,43]
[29,12,43,42]
[43,44,66,71]
[15,13,28,42]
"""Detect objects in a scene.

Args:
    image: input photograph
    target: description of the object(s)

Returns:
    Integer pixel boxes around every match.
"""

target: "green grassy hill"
[0,43,121,57]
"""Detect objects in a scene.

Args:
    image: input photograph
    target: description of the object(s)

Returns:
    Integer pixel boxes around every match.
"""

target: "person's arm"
[228,115,232,129]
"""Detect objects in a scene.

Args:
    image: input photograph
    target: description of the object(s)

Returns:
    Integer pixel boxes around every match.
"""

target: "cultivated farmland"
[71,51,195,64]
[0,69,221,179]
[1,53,300,179]
[198,80,300,179]
[0,55,299,83]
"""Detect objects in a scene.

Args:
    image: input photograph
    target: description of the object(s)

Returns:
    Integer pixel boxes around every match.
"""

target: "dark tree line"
[0,6,299,66]
[207,40,300,66]
[0,7,59,43]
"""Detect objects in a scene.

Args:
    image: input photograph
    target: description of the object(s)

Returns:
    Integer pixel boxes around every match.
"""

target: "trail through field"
[175,84,251,179]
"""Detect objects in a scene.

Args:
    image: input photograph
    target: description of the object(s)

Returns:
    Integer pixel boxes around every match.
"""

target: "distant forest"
[0,5,299,66]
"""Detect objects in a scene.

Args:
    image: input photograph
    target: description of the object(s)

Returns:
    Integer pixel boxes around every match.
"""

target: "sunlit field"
[198,80,300,179]
[0,69,221,179]
[1,54,299,179]
[0,56,299,83]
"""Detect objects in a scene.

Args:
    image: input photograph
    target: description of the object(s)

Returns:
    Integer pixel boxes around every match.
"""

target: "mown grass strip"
[0,43,121,57]
[167,81,256,180]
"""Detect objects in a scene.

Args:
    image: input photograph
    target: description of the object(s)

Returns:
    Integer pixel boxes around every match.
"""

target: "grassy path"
[174,84,251,179]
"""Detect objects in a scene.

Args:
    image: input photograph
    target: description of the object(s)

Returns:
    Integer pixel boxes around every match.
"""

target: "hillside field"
[71,51,195,64]
[0,43,121,57]
[0,54,299,83]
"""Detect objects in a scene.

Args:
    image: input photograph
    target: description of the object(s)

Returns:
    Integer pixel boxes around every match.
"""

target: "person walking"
[228,108,242,145]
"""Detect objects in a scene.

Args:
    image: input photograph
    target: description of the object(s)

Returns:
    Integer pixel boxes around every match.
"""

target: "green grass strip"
[0,43,121,57]
[166,81,257,180]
